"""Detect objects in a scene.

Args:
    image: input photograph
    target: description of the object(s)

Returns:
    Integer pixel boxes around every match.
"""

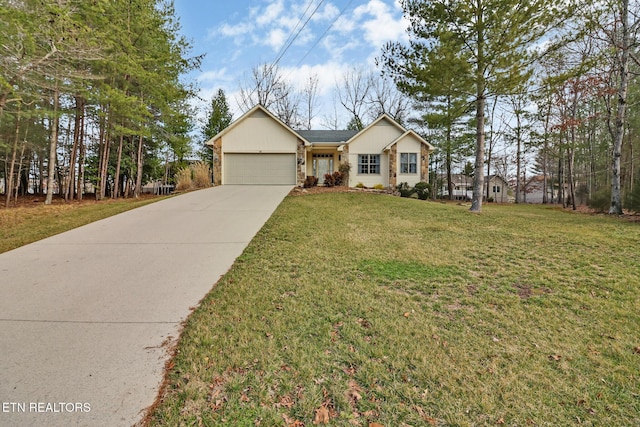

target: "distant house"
[520,175,555,203]
[440,174,511,202]
[487,175,511,203]
[205,104,434,188]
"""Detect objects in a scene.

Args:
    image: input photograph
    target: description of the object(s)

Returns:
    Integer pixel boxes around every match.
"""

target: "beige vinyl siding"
[224,154,296,185]
[396,135,423,187]
[347,119,403,187]
[223,110,299,153]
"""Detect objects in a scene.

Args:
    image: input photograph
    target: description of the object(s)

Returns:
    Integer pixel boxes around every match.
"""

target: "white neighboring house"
[440,174,511,202]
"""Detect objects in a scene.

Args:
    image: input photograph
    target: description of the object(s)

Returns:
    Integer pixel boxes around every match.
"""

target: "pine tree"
[201,89,232,163]
[382,0,567,212]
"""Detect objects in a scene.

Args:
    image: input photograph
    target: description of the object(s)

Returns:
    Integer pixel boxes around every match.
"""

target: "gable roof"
[205,104,310,146]
[345,114,434,151]
[205,106,432,152]
[383,129,435,152]
[346,114,406,144]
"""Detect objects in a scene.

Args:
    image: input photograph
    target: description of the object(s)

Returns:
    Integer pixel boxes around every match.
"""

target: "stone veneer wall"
[421,144,430,183]
[341,145,350,186]
[213,138,222,185]
[388,145,397,189]
[297,139,306,186]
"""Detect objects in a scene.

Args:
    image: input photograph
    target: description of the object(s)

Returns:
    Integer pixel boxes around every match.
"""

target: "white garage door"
[224,153,296,185]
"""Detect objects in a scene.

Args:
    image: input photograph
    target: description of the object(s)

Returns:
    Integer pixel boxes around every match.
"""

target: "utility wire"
[271,0,318,70]
[293,0,356,68]
[243,0,327,106]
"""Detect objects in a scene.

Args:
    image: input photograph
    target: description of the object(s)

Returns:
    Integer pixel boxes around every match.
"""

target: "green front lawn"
[0,196,166,254]
[148,194,640,426]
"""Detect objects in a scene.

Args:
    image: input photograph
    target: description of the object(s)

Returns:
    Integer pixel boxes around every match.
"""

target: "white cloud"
[192,1,410,130]
[313,3,339,22]
[353,0,408,48]
[197,68,231,84]
[266,28,287,51]
[332,13,357,34]
[255,0,285,26]
[217,22,249,38]
[322,34,362,62]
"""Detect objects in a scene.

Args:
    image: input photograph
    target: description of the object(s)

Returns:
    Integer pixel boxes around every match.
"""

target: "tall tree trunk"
[5,103,21,207]
[446,127,454,200]
[65,98,83,201]
[610,0,629,215]
[15,143,26,202]
[38,152,44,196]
[134,134,144,198]
[515,114,522,204]
[113,133,124,199]
[568,143,576,210]
[470,0,485,212]
[76,102,86,200]
[559,143,565,208]
[98,110,111,200]
[45,86,60,205]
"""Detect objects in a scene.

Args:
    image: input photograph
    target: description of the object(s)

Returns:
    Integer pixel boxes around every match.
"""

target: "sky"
[172,0,409,131]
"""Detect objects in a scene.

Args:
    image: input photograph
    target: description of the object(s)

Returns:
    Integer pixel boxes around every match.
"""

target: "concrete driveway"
[0,185,292,427]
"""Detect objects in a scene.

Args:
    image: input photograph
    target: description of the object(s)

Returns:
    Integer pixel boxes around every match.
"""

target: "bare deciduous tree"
[335,67,372,130]
[237,63,300,127]
[301,74,320,130]
[366,76,411,124]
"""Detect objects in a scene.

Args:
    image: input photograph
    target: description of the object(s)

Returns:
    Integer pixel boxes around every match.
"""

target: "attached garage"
[208,105,307,186]
[224,153,296,185]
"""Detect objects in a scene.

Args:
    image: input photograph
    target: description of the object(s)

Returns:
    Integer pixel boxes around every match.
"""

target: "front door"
[314,155,333,184]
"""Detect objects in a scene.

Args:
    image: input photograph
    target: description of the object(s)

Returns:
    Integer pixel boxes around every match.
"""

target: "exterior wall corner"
[421,145,430,183]
[213,138,222,185]
[389,145,398,188]
[297,139,306,186]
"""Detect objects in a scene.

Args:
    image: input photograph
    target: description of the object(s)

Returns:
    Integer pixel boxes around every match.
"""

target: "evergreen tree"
[382,0,568,212]
[201,89,232,163]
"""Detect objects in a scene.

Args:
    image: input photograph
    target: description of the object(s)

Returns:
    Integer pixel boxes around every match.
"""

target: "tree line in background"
[0,0,198,207]
[381,0,640,213]
[3,0,640,215]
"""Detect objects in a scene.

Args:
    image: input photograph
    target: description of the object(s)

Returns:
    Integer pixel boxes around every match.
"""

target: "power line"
[293,0,356,68]
[270,0,327,71]
[271,0,318,70]
[243,0,328,106]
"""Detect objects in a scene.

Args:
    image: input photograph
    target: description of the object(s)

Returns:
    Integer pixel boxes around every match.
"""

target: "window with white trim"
[358,154,380,174]
[400,153,417,174]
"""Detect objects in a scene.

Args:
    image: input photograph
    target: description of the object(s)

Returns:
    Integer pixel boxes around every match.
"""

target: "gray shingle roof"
[297,130,358,143]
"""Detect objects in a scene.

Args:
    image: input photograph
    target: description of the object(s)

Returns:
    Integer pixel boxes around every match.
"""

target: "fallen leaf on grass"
[357,318,371,329]
[346,380,363,404]
[276,395,294,409]
[633,346,640,354]
[313,405,330,424]
[282,413,304,427]
[369,423,384,427]
[403,312,410,318]
[413,405,437,425]
[549,354,562,361]
[240,393,250,402]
